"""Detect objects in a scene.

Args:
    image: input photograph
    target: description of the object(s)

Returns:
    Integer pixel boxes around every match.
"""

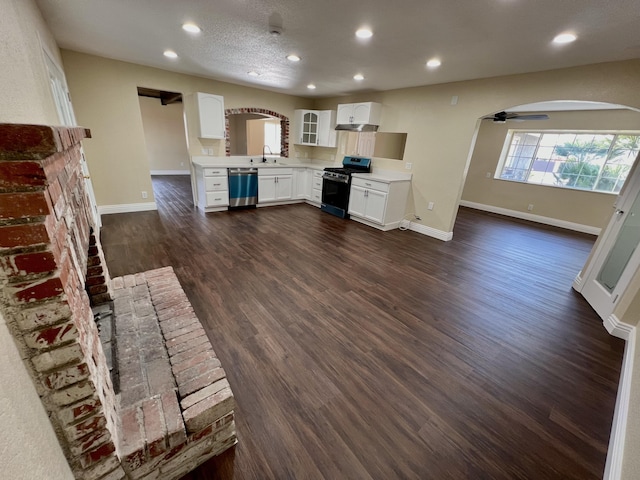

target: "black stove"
[321,156,371,218]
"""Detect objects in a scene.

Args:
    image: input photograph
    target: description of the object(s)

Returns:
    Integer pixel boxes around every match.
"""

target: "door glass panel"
[597,191,640,292]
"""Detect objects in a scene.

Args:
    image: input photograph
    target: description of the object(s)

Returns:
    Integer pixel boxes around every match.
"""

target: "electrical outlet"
[405,162,412,170]
[201,148,207,155]
[486,172,492,178]
[428,202,434,210]
[450,95,459,105]
[180,161,184,166]
[207,148,214,155]
[527,204,534,211]
[141,191,148,199]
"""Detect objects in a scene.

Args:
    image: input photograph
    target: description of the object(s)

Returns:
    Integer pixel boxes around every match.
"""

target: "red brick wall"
[0,124,122,480]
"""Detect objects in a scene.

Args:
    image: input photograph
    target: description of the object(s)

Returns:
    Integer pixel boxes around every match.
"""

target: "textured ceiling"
[36,0,640,98]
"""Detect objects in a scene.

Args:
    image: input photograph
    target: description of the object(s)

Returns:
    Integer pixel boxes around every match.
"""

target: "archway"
[225,108,289,157]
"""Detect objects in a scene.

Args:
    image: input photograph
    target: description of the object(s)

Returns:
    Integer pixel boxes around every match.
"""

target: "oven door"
[321,177,351,218]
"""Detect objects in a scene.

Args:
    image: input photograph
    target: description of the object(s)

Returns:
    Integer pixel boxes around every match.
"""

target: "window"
[264,121,281,154]
[497,131,640,194]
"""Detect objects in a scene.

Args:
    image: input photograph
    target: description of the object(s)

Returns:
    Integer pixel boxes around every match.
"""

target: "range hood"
[335,123,379,132]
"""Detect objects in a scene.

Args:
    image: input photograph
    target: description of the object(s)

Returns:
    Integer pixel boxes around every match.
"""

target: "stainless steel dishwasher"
[228,167,258,208]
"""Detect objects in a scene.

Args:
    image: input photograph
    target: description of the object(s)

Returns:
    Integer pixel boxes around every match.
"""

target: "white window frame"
[495,129,640,195]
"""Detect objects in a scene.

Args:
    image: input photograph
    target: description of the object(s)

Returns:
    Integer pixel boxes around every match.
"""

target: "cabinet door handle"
[365,182,372,186]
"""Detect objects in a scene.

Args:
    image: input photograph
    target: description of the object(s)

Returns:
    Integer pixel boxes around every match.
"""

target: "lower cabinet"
[195,166,229,212]
[293,168,311,200]
[349,184,387,224]
[348,177,410,230]
[258,168,293,203]
[309,169,323,206]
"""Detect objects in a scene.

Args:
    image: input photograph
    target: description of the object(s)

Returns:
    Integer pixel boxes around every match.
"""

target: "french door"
[579,160,640,321]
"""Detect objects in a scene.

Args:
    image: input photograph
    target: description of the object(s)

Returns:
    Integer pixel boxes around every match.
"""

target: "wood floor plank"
[100,175,624,479]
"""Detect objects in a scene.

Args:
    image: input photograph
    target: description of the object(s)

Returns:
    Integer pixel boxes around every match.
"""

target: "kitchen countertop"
[352,170,413,182]
[192,156,413,182]
[192,156,335,170]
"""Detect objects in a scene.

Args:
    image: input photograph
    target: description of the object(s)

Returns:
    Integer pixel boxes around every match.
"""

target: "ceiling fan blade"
[482,111,508,121]
[482,112,549,122]
[512,114,549,121]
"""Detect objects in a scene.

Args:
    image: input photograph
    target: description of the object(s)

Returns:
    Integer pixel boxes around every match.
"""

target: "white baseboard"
[150,170,190,176]
[98,202,158,216]
[604,326,635,480]
[399,220,453,241]
[604,315,635,341]
[459,200,601,235]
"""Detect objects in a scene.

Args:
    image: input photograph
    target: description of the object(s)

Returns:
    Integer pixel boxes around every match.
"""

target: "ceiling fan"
[483,111,550,123]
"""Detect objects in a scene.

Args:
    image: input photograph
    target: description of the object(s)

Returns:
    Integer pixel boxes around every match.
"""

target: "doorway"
[460,100,640,326]
[137,88,192,205]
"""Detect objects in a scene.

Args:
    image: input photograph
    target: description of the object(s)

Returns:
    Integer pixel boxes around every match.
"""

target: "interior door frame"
[41,42,101,229]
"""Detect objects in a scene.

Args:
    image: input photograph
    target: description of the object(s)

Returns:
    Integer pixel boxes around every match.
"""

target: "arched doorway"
[225,108,289,157]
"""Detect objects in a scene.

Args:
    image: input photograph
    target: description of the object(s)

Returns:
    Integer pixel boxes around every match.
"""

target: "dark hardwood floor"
[101,175,624,479]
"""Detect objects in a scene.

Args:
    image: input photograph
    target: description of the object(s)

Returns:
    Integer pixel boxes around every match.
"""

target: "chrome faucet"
[262,145,273,162]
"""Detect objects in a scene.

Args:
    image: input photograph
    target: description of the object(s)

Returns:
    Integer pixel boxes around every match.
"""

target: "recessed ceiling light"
[182,23,201,33]
[307,84,316,90]
[426,58,441,68]
[163,50,178,59]
[248,71,260,77]
[356,28,373,39]
[553,33,577,44]
[287,54,301,62]
[353,73,365,81]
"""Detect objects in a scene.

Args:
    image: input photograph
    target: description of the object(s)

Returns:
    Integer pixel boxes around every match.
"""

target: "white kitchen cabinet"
[258,168,293,203]
[294,110,319,146]
[336,102,382,126]
[307,169,323,206]
[194,165,229,212]
[293,168,311,200]
[348,184,386,224]
[348,176,410,230]
[317,110,337,147]
[293,109,337,147]
[194,92,225,139]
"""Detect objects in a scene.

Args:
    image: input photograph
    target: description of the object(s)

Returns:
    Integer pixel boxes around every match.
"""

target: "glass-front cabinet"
[293,109,337,147]
[294,110,319,146]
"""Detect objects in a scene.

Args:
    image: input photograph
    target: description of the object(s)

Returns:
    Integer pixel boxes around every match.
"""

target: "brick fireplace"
[0,124,235,480]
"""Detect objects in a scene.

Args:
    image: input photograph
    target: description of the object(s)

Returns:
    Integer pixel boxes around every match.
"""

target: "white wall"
[0,0,62,124]
[0,1,76,477]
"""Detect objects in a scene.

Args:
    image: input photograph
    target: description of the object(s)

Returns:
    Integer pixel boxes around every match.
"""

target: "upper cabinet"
[293,109,337,147]
[194,92,225,139]
[294,109,319,146]
[317,110,337,147]
[336,102,382,125]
